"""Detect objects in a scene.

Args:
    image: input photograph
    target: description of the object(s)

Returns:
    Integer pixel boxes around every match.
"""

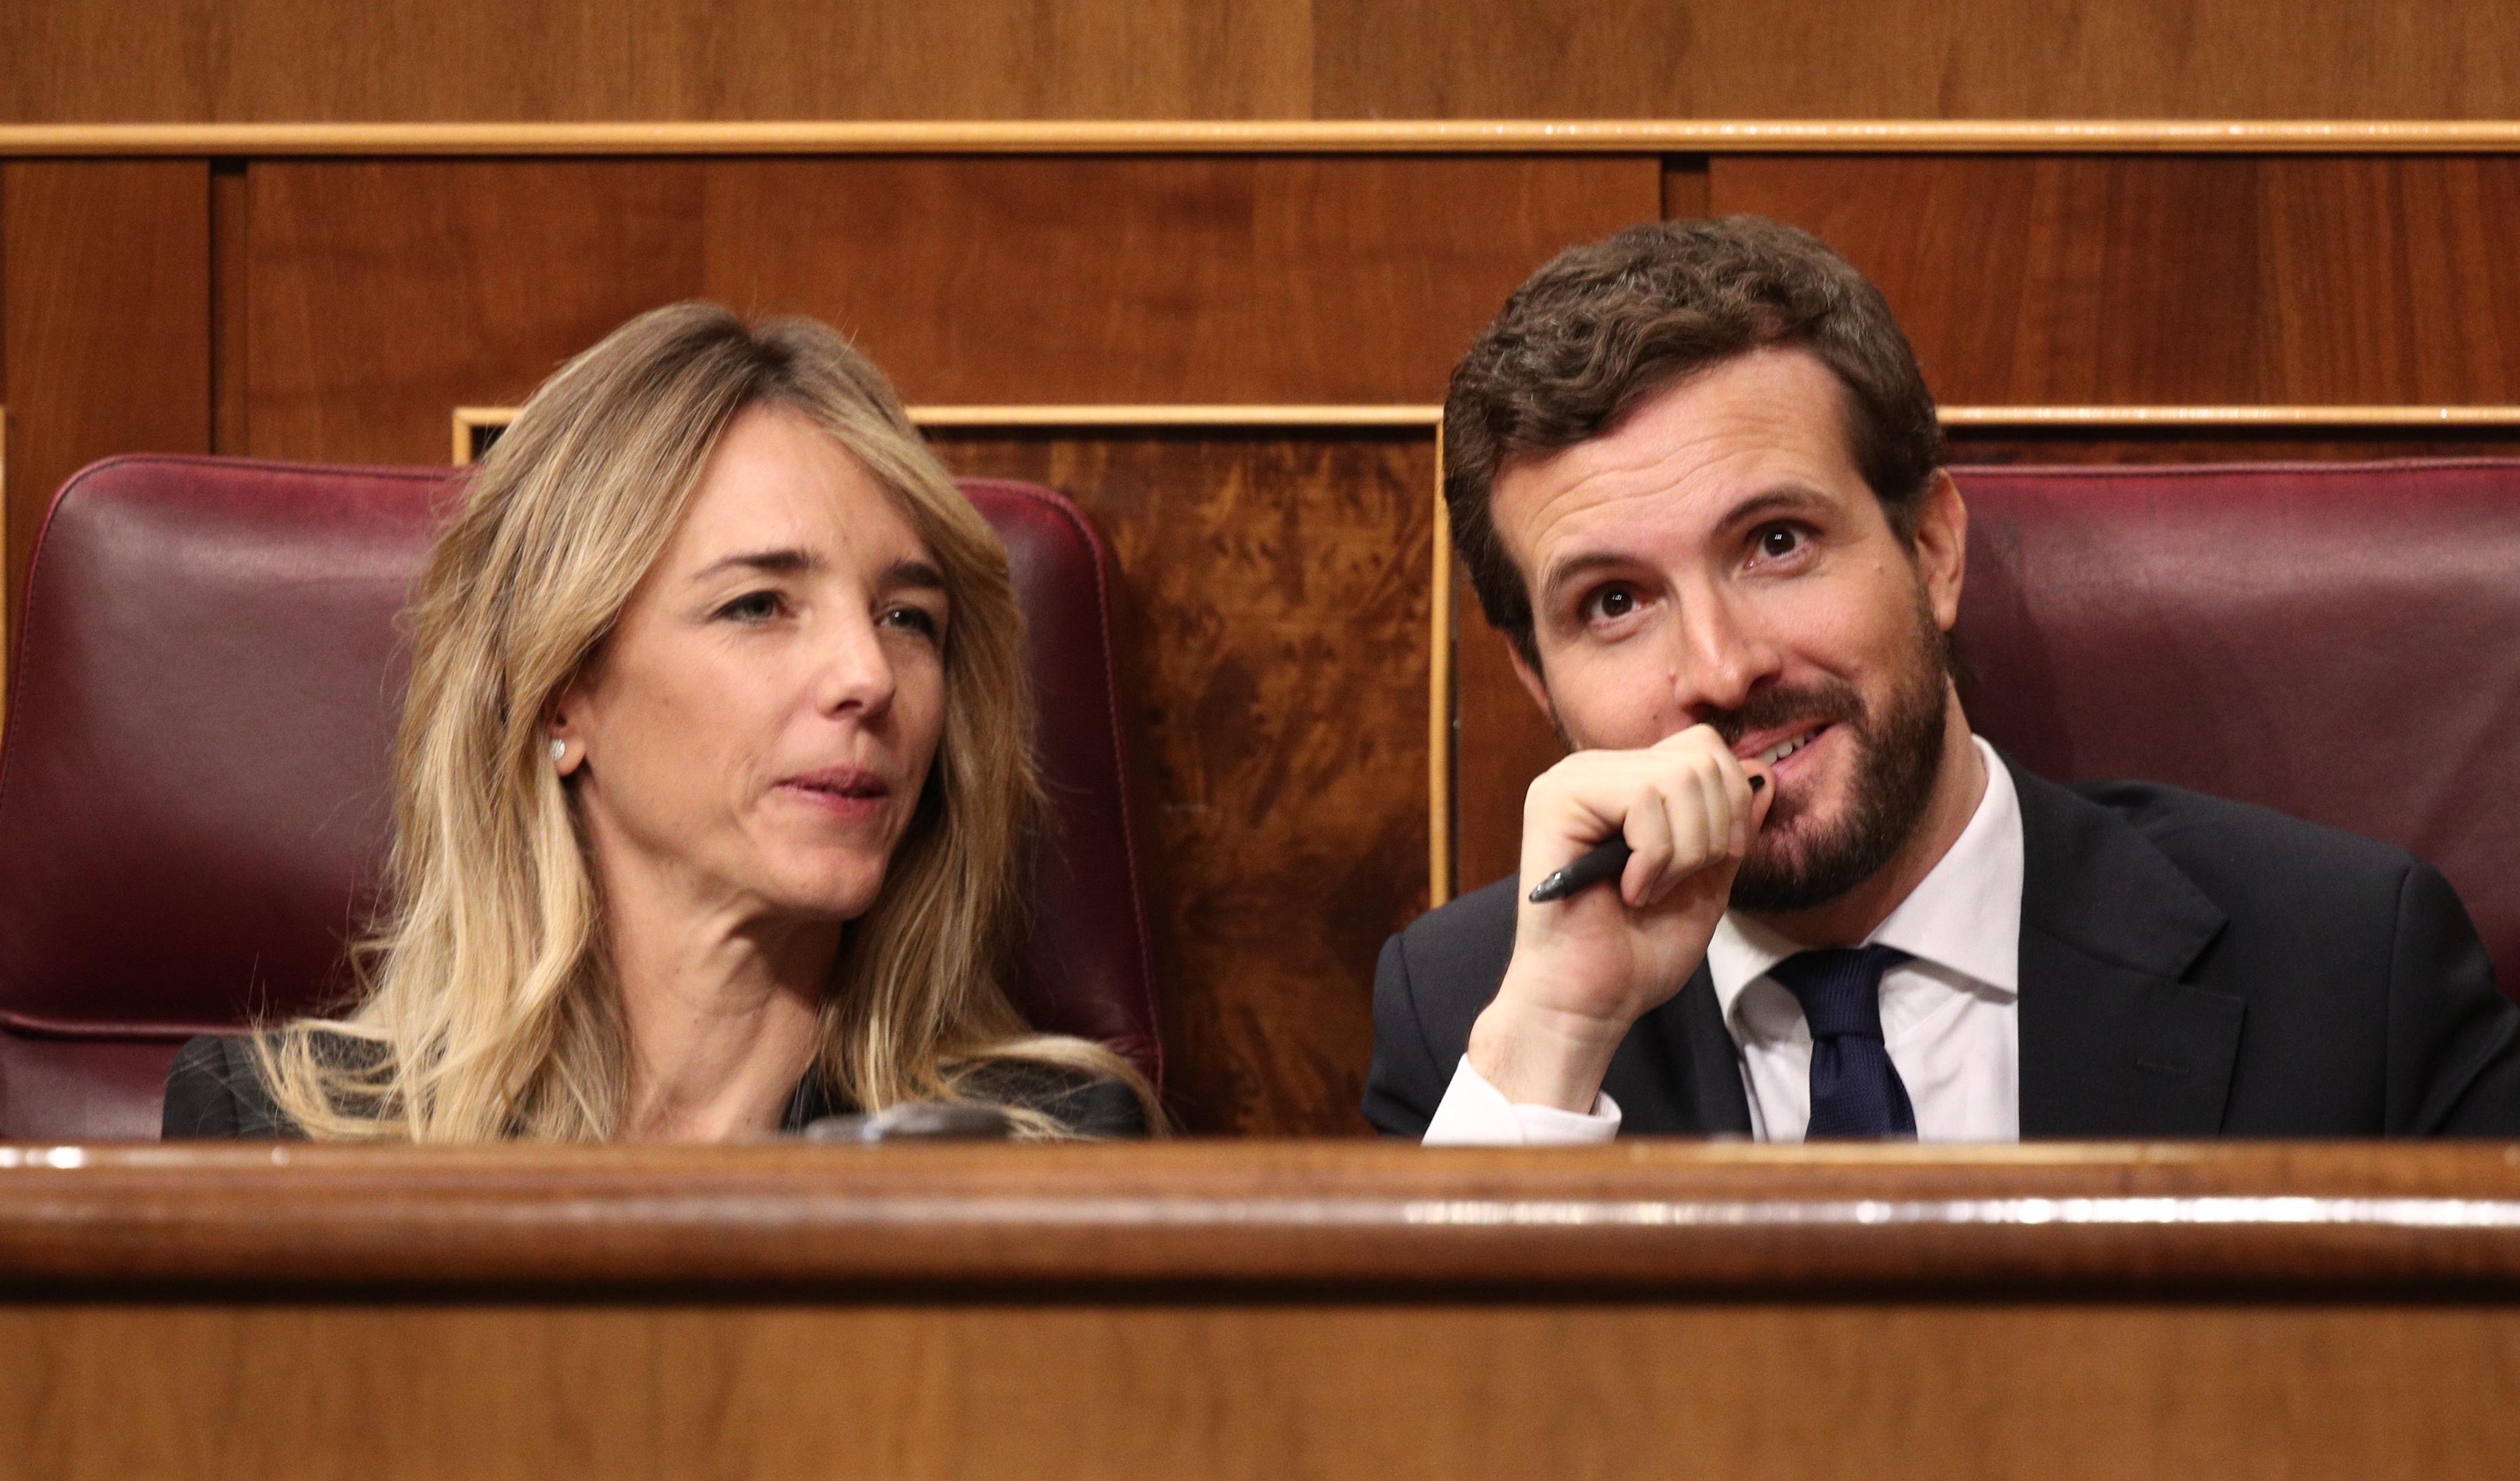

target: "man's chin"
[1729,808,1891,915]
[1731,854,1833,916]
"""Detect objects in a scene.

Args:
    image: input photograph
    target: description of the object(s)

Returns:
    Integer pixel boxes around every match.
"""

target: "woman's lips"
[778,769,891,818]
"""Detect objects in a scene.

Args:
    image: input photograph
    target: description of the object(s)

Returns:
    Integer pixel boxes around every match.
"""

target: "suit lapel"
[1675,966,1756,1134]
[1605,965,1753,1135]
[2008,759,2244,1137]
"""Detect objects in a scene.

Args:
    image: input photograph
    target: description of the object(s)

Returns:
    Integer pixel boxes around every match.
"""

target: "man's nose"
[815,611,898,718]
[1670,590,1780,720]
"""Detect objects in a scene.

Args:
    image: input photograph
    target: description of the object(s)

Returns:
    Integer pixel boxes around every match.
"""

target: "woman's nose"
[814,614,897,717]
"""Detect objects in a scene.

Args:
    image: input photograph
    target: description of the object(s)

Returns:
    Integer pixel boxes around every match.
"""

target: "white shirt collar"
[1704,735,2023,1028]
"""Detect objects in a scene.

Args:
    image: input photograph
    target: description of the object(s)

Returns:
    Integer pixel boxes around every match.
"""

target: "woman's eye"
[1755,524,1805,559]
[716,591,783,622]
[881,605,943,641]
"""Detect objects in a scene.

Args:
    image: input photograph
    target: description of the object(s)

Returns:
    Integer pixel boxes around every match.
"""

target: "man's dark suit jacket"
[1366,756,2520,1138]
[164,1033,1149,1140]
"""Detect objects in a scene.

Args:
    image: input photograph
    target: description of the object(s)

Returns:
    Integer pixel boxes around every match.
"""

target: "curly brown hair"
[1443,215,1947,667]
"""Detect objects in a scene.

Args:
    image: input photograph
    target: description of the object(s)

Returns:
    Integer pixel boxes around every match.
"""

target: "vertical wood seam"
[209,160,247,454]
[1427,420,1453,907]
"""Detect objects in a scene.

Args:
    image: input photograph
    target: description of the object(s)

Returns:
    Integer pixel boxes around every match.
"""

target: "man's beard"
[1713,600,1952,914]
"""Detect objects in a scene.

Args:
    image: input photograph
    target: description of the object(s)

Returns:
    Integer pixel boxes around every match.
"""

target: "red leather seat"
[0,455,1162,1139]
[1952,459,2520,998]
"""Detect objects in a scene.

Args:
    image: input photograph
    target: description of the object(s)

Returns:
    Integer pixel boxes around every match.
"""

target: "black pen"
[1527,776,1764,904]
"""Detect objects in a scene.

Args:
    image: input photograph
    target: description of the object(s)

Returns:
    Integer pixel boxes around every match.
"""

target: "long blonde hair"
[257,303,1160,1140]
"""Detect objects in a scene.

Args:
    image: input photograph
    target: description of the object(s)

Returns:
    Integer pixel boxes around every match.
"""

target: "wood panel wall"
[241,156,1652,459]
[937,431,1435,1133]
[16,1301,2520,1479]
[8,1,2520,121]
[1707,156,2520,405]
[0,162,211,609]
[6,139,2520,1131]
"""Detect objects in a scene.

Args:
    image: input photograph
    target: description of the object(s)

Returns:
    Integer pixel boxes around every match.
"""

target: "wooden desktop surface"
[5,1141,2517,1478]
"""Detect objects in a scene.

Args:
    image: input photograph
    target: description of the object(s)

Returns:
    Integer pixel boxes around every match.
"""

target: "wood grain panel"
[1660,158,1709,221]
[2256,157,2520,404]
[1710,156,2265,404]
[247,157,1652,460]
[0,0,209,123]
[696,156,1657,404]
[0,161,211,619]
[218,0,1311,122]
[0,0,1311,124]
[20,1,2520,124]
[246,161,705,463]
[1709,156,2520,407]
[5,1302,2520,1480]
[209,162,246,453]
[938,432,1432,1136]
[1314,0,2520,120]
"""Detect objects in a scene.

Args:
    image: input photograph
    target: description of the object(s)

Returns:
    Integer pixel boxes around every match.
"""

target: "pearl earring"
[550,738,568,764]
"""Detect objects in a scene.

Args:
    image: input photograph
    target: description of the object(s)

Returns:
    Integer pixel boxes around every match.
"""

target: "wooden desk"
[4,1141,2517,1478]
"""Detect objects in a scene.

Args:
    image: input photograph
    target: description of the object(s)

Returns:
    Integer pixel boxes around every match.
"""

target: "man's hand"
[1465,724,1774,1112]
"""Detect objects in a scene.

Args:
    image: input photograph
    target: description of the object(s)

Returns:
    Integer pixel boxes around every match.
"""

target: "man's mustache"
[1704,679,1867,749]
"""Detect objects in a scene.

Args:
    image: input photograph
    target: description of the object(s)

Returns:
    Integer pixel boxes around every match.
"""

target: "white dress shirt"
[1424,736,2024,1145]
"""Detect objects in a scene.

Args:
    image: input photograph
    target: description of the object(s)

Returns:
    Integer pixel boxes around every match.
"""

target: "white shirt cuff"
[1421,1056,1622,1145]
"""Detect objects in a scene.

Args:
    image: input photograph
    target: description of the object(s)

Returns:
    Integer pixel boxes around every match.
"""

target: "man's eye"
[1584,585,1640,623]
[1756,525,1804,559]
[717,591,782,622]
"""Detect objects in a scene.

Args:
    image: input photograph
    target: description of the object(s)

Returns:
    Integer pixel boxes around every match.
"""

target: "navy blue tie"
[1766,946,1916,1139]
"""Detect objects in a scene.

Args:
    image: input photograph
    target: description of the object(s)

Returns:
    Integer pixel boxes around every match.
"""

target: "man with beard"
[1364,215,2520,1143]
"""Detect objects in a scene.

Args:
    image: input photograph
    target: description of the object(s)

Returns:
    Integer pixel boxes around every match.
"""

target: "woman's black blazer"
[163,1033,1149,1139]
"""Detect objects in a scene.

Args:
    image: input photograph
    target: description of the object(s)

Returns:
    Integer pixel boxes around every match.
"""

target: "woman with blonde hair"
[165,303,1157,1141]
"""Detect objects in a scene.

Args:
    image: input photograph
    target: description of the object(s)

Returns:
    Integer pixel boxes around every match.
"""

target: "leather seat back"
[1953,458,2520,991]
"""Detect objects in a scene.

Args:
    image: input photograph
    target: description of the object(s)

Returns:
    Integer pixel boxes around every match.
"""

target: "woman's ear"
[547,692,585,778]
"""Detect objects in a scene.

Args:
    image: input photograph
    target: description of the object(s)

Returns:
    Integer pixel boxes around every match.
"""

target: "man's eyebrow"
[1718,483,1839,533]
[692,547,821,581]
[1537,549,1637,609]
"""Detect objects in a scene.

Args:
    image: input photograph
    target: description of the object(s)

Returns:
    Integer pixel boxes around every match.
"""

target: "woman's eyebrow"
[692,547,820,581]
[883,559,948,594]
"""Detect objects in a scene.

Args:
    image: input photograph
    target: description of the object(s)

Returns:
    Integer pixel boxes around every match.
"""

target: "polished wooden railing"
[8,1140,2520,1292]
[8,1141,2519,1478]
